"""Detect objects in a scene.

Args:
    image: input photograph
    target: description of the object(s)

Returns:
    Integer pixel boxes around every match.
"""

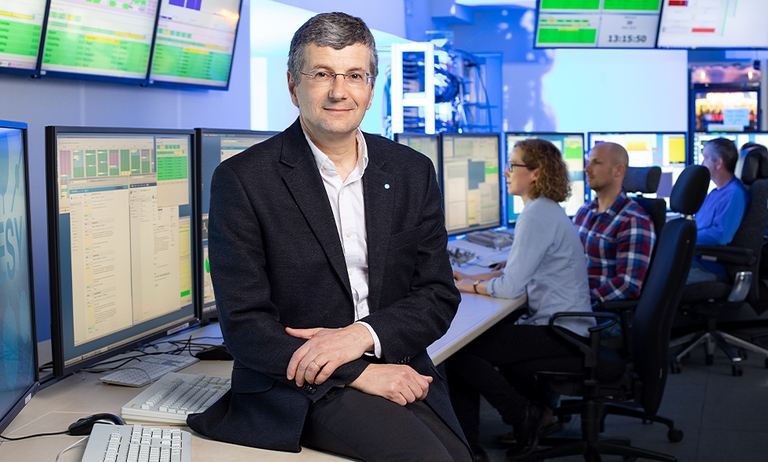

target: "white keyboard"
[121,372,231,424]
[80,423,191,462]
[100,354,200,387]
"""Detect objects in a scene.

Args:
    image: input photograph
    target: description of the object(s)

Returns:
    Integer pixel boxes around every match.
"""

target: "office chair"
[506,165,709,462]
[670,148,768,376]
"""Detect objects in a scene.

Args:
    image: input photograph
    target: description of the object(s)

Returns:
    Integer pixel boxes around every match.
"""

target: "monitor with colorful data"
[692,89,759,133]
[196,128,275,322]
[441,133,502,236]
[505,132,586,224]
[40,0,159,84]
[394,133,441,183]
[148,0,243,89]
[657,0,768,49]
[588,131,687,206]
[46,126,199,377]
[0,120,39,433]
[534,0,662,49]
[0,0,47,76]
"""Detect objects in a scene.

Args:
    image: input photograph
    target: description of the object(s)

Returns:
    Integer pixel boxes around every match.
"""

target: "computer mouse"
[195,344,234,361]
[68,412,125,436]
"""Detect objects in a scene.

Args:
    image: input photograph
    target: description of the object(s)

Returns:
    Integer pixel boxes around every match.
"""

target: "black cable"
[0,430,69,441]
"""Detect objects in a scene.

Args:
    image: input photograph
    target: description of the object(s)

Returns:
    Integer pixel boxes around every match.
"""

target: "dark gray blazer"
[187,119,464,452]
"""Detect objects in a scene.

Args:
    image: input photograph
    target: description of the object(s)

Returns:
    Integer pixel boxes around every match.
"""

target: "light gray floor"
[474,328,768,462]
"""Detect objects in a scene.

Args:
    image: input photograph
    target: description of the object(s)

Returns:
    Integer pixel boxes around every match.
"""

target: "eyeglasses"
[507,161,531,172]
[300,70,372,87]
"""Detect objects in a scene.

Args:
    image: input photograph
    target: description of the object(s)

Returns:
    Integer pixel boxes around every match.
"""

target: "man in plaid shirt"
[574,142,655,302]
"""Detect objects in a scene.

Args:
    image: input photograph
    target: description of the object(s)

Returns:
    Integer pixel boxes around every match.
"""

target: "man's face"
[288,43,375,143]
[701,144,721,177]
[585,145,619,193]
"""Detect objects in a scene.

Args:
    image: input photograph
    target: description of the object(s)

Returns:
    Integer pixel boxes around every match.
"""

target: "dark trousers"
[301,387,473,462]
[445,323,582,446]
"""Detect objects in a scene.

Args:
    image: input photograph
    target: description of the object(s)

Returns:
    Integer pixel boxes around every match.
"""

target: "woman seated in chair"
[449,138,594,461]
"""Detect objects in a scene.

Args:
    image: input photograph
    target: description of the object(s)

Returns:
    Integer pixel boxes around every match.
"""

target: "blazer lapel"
[280,121,352,297]
[363,156,395,314]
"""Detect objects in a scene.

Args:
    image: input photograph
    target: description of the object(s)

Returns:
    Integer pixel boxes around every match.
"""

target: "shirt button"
[346,232,352,238]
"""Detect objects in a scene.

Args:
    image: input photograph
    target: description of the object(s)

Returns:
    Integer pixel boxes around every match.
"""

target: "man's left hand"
[285,324,373,387]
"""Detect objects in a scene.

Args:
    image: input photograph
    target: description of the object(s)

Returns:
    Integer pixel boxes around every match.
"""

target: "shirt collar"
[305,129,369,175]
[589,189,629,216]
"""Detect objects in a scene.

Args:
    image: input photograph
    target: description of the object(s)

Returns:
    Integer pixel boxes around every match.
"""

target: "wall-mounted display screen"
[441,133,501,236]
[693,90,758,132]
[149,0,242,89]
[535,0,662,49]
[657,0,768,49]
[40,0,159,83]
[0,0,47,75]
[506,132,586,223]
[46,127,199,377]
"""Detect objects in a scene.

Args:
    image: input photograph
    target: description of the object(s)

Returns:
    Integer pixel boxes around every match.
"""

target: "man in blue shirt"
[687,137,748,283]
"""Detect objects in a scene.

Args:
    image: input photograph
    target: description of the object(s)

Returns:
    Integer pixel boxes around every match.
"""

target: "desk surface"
[0,293,525,461]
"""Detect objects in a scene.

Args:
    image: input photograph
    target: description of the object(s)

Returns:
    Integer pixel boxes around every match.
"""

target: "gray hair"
[288,12,378,85]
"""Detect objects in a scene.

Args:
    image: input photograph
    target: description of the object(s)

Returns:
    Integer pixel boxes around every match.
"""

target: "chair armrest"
[695,245,756,266]
[549,312,618,369]
[595,299,639,360]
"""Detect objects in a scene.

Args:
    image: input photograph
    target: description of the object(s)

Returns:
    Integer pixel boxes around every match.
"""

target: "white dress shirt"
[305,130,382,357]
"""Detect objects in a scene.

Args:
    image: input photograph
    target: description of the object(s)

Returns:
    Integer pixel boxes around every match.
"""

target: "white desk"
[0,293,525,461]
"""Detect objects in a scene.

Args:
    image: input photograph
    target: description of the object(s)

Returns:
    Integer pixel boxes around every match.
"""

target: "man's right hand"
[348,364,432,406]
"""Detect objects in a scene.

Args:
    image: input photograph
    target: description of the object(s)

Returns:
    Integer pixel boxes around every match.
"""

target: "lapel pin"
[384,183,390,189]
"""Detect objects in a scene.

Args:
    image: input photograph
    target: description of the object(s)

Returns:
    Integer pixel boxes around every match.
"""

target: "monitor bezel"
[195,127,277,324]
[0,119,40,434]
[533,0,662,50]
[46,125,201,377]
[147,0,244,91]
[440,132,502,237]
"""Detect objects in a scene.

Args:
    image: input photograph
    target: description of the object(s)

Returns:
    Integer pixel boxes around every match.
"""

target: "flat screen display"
[535,0,662,49]
[394,133,441,181]
[149,0,242,89]
[197,128,274,322]
[46,127,199,377]
[441,133,501,236]
[657,0,768,49]
[0,0,47,75]
[588,131,687,206]
[0,120,38,433]
[692,131,768,165]
[693,90,759,132]
[40,0,159,83]
[505,133,586,223]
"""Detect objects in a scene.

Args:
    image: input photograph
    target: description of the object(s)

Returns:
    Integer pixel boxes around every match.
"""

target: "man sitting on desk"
[687,137,748,283]
[187,12,471,462]
[573,142,655,302]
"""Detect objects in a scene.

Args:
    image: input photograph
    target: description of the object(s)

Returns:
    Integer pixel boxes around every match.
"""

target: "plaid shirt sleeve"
[593,209,655,302]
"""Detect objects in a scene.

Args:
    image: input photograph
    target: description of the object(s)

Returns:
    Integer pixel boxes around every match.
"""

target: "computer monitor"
[46,126,199,377]
[588,132,687,205]
[394,133,441,183]
[0,1,47,76]
[689,131,768,165]
[197,128,275,323]
[0,120,39,433]
[657,1,768,49]
[505,133,586,224]
[692,89,759,133]
[534,0,662,49]
[148,0,243,89]
[441,133,501,236]
[40,0,159,84]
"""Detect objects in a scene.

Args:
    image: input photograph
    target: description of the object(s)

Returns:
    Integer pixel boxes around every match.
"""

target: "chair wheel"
[670,360,682,374]
[706,354,714,365]
[668,428,684,443]
[738,348,748,360]
[732,365,743,376]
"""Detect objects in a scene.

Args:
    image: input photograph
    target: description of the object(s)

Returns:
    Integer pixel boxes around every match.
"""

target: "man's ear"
[287,71,300,108]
